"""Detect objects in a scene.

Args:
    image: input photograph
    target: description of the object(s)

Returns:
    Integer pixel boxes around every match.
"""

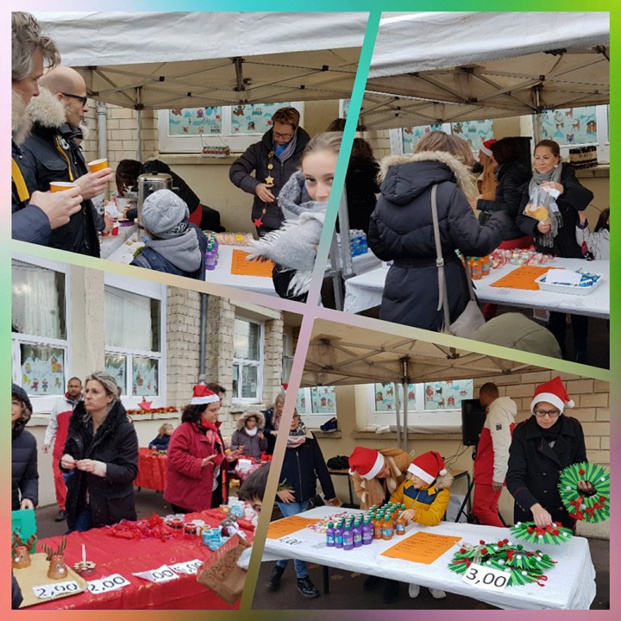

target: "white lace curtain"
[104,287,154,351]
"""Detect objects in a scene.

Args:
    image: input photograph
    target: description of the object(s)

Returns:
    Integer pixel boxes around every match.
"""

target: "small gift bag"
[197,533,251,604]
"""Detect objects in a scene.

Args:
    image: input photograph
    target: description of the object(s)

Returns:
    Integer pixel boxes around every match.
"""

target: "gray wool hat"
[142,189,190,239]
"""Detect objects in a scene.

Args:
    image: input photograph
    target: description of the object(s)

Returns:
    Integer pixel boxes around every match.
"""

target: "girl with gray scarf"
[248,132,342,301]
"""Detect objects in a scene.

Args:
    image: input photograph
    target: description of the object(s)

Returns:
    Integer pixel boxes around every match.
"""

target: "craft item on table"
[40,538,69,580]
[202,527,228,551]
[381,531,462,565]
[558,462,610,523]
[215,232,254,246]
[490,265,552,291]
[307,511,350,534]
[510,522,573,545]
[105,514,177,541]
[448,539,556,587]
[221,517,241,537]
[72,544,97,577]
[12,532,37,569]
[231,249,274,277]
[535,269,603,295]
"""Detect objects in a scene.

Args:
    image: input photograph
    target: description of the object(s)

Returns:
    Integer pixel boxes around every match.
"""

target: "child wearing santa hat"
[390,451,453,600]
[506,376,591,530]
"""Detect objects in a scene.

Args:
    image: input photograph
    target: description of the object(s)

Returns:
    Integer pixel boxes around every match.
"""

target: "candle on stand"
[82,544,86,565]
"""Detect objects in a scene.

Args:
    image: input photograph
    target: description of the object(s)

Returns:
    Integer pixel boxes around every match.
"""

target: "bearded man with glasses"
[229,106,310,236]
[18,65,114,256]
[507,377,593,530]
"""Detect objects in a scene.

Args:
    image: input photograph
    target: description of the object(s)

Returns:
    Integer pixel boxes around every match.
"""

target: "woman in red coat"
[164,385,242,513]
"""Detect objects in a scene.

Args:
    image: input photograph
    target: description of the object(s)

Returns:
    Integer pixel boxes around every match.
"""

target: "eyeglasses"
[62,92,88,106]
[534,409,561,418]
[274,131,294,140]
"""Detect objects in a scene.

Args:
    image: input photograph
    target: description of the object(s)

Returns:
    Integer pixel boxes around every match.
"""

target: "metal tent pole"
[394,381,402,449]
[401,357,410,450]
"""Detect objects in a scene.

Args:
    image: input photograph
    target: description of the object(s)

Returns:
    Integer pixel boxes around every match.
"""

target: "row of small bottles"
[326,503,408,549]
[459,254,491,280]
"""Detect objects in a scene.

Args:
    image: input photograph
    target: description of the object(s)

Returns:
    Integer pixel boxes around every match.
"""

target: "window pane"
[168,107,223,135]
[234,319,260,360]
[310,387,336,413]
[105,287,159,352]
[21,345,66,396]
[132,357,159,396]
[374,383,416,412]
[12,261,66,339]
[424,380,473,410]
[231,102,292,135]
[105,354,127,396]
[296,389,307,414]
[232,363,240,398]
[240,365,258,399]
[539,106,598,145]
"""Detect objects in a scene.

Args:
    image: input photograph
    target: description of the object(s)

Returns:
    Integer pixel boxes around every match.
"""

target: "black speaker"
[510,136,533,171]
[461,399,487,447]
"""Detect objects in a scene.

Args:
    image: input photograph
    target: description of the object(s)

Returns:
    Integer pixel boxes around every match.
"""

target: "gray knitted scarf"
[528,164,564,248]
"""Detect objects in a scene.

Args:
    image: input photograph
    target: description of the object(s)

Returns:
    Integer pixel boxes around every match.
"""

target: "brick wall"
[365,129,394,160]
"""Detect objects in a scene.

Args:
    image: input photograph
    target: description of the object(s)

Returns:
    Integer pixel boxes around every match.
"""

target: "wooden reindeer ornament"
[12,531,37,569]
[40,538,69,580]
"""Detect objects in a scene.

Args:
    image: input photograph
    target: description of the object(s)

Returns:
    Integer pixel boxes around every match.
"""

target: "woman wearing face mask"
[506,377,591,530]
[248,132,342,302]
[516,140,594,363]
[60,371,138,532]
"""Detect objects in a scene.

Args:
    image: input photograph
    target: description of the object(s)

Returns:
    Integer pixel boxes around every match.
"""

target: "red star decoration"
[253,217,263,228]
[139,398,153,411]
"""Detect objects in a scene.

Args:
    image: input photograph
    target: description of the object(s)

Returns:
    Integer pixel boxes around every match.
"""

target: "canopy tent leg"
[401,357,410,451]
[394,379,402,450]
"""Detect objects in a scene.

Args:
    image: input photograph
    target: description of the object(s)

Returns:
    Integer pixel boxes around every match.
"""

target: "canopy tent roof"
[360,12,609,130]
[36,12,366,110]
[303,319,542,388]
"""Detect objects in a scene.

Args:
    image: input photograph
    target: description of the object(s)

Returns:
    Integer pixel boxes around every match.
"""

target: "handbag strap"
[429,184,478,330]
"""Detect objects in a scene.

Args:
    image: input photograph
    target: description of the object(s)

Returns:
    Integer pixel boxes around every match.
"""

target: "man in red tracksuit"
[43,377,83,522]
[472,382,517,527]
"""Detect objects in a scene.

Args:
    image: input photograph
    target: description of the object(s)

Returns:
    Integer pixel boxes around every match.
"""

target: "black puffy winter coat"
[344,156,380,234]
[477,161,531,240]
[229,127,311,233]
[516,163,593,258]
[368,151,509,330]
[62,400,138,530]
[278,434,336,504]
[506,415,587,528]
[12,421,39,511]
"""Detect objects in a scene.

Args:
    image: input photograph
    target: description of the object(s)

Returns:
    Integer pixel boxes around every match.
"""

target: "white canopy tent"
[361,12,609,129]
[36,12,366,110]
[303,318,545,443]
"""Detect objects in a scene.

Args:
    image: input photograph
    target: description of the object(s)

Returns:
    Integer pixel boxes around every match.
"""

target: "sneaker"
[408,584,420,599]
[429,588,446,600]
[55,510,67,522]
[363,574,382,592]
[382,579,399,603]
[266,565,285,591]
[297,576,320,599]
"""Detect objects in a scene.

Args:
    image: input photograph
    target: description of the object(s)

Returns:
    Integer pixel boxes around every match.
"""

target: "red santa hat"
[480,138,497,158]
[530,376,575,415]
[349,447,385,480]
[407,451,447,485]
[190,384,220,405]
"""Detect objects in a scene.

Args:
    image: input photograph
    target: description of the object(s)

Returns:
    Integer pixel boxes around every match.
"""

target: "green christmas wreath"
[510,521,573,545]
[448,539,556,587]
[558,462,610,523]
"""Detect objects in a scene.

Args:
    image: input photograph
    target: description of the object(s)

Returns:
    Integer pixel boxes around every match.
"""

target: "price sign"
[88,574,131,594]
[279,536,304,546]
[133,565,179,583]
[33,580,80,599]
[462,562,510,592]
[170,559,204,575]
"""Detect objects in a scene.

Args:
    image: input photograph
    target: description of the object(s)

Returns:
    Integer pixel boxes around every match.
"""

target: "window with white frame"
[232,317,264,403]
[367,380,474,432]
[158,102,304,154]
[103,276,166,406]
[295,386,337,427]
[12,258,70,410]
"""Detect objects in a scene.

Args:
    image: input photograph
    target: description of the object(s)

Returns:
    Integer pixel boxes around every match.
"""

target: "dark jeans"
[69,507,93,533]
[548,312,588,363]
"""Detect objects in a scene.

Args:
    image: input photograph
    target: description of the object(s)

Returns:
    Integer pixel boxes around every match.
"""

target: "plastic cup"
[50,181,77,193]
[88,158,108,173]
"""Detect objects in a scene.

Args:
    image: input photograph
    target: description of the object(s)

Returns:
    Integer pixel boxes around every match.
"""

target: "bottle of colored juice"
[362,518,374,545]
[352,520,363,548]
[481,255,490,277]
[472,257,482,280]
[326,521,335,547]
[395,513,406,535]
[374,514,384,539]
[382,515,394,540]
[343,524,354,551]
[334,520,344,549]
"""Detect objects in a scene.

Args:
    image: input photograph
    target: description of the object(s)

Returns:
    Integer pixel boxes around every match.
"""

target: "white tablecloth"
[263,506,596,610]
[99,224,138,259]
[106,235,277,296]
[344,258,609,319]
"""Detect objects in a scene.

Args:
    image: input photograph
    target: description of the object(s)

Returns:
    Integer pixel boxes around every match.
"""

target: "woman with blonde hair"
[368,131,509,330]
[60,371,138,532]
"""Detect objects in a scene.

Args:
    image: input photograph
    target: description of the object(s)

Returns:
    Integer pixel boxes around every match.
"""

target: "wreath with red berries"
[558,462,610,523]
[448,539,556,587]
[510,521,573,545]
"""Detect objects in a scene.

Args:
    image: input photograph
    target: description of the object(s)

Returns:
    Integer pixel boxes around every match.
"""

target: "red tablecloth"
[30,509,254,610]
[134,448,168,491]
